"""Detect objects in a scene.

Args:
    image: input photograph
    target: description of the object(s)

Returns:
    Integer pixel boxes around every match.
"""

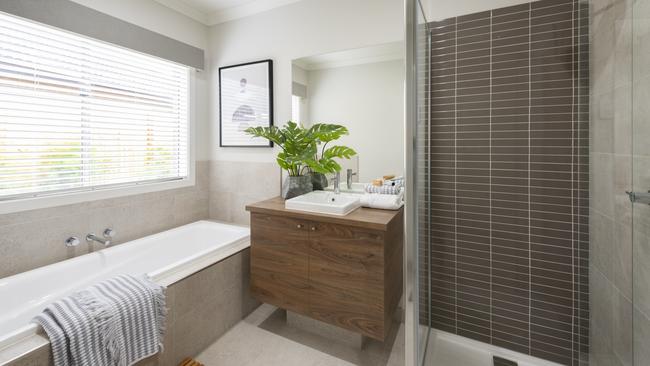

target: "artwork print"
[219,60,273,147]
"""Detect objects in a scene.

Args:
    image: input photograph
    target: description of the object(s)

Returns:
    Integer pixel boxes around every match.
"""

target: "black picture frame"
[219,59,274,147]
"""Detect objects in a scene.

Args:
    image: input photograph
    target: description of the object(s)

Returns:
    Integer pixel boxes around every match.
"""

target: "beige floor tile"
[196,305,404,366]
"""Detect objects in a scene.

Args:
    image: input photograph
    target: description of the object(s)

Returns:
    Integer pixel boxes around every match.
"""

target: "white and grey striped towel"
[33,274,166,366]
[365,184,403,195]
[384,178,404,187]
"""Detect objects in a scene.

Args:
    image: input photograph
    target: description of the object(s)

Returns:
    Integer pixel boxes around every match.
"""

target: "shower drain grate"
[493,355,518,366]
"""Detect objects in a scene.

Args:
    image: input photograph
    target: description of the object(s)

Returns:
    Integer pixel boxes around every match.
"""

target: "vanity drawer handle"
[296,224,303,229]
[311,226,317,231]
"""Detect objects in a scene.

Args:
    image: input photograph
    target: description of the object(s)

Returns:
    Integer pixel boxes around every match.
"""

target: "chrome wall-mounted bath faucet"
[86,228,116,247]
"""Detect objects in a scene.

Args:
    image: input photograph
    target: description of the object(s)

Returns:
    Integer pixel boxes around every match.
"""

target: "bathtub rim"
[0,220,251,365]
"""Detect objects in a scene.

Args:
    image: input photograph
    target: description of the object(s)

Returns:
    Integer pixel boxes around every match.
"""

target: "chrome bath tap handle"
[65,237,80,247]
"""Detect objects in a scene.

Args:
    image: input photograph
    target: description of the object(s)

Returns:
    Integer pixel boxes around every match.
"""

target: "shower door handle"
[626,191,650,204]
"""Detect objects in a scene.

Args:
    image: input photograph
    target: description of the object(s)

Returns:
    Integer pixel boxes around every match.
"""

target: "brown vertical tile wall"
[423,0,589,365]
[417,18,432,329]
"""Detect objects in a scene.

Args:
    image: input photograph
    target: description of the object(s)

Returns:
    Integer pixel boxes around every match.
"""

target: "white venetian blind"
[0,12,189,200]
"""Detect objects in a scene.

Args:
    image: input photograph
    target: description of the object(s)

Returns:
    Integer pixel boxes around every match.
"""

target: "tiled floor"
[196,304,405,366]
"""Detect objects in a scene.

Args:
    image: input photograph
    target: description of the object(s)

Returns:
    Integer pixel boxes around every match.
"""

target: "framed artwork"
[219,59,274,147]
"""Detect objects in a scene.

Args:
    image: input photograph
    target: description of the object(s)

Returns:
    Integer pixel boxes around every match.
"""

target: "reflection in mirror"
[291,42,405,185]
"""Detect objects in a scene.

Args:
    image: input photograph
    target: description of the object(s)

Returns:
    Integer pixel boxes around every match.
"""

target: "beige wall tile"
[0,162,210,279]
[208,161,281,225]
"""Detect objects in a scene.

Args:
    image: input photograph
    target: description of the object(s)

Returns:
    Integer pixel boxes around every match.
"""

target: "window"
[0,12,191,204]
[291,95,301,123]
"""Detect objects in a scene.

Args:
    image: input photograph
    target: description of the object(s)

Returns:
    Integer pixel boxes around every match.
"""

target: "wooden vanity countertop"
[245,196,403,231]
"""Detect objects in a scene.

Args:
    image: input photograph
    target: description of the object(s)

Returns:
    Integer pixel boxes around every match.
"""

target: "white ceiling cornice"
[208,0,302,25]
[154,0,210,24]
[154,0,304,26]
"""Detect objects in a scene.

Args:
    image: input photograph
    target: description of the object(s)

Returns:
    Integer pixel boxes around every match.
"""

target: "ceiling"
[154,0,304,25]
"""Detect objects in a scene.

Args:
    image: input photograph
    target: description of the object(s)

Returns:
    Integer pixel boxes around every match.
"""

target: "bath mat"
[179,358,204,366]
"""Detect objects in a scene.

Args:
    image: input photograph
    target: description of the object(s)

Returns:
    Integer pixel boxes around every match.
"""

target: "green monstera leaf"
[244,121,356,177]
[244,125,285,146]
[308,123,349,143]
[306,146,357,175]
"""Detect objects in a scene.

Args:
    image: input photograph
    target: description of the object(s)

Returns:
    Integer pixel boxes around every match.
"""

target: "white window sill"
[0,175,195,215]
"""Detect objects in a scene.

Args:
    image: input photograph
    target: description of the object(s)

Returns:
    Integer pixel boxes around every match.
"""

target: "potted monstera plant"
[305,123,356,190]
[244,121,356,199]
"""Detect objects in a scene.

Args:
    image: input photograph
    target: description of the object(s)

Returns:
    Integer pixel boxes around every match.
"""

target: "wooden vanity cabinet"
[247,198,404,341]
[249,213,310,314]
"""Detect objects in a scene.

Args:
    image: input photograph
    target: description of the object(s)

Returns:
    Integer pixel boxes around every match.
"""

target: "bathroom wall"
[631,1,650,364]
[423,0,589,364]
[589,0,635,365]
[206,0,404,225]
[591,0,650,365]
[306,60,405,182]
[0,0,211,279]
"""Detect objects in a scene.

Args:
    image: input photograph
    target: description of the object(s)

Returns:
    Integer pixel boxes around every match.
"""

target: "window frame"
[0,67,196,215]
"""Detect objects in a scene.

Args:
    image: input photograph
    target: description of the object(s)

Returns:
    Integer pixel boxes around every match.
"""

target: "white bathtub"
[0,220,250,364]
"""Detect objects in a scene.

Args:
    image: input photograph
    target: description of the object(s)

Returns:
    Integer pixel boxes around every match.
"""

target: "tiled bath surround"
[6,250,259,366]
[422,0,589,364]
[0,161,210,279]
[208,161,281,226]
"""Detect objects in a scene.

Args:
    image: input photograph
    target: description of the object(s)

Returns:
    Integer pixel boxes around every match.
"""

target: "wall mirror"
[291,42,405,190]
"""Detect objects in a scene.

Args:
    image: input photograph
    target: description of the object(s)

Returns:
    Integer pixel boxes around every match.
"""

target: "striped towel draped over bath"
[33,275,166,366]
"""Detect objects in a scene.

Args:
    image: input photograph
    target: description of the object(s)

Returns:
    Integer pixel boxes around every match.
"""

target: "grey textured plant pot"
[310,172,328,191]
[282,175,313,199]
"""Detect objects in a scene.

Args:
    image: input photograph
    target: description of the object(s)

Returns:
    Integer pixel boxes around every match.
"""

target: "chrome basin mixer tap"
[333,171,341,194]
[346,169,357,189]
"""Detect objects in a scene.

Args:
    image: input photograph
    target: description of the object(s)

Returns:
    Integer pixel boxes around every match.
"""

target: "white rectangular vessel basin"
[285,191,362,216]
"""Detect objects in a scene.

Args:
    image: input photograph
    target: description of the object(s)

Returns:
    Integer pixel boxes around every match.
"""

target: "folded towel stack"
[360,191,404,210]
[365,184,402,195]
[33,274,166,366]
[384,177,404,187]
